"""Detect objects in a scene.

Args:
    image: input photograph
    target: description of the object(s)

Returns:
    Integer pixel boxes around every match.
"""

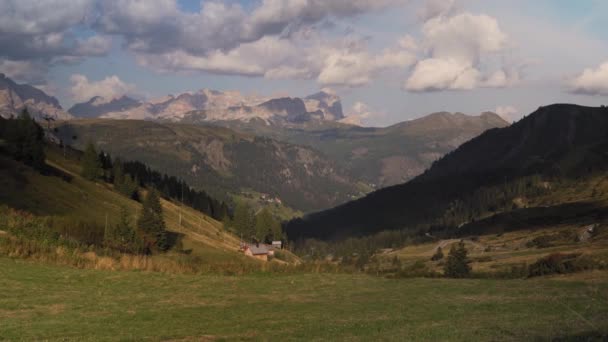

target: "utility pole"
[179,180,183,228]
[104,213,108,241]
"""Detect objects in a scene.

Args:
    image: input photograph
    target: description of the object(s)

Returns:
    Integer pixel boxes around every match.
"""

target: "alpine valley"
[0,74,507,213]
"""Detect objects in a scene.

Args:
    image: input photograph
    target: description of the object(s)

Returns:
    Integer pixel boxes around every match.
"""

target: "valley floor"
[1,257,607,341]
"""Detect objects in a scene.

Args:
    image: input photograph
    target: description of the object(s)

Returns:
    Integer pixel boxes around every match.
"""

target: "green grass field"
[1,257,607,341]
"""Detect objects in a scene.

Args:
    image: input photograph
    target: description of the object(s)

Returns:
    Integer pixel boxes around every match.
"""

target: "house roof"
[247,244,270,255]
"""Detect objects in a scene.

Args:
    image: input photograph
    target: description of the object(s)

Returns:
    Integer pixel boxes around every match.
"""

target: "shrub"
[525,235,553,249]
[430,247,444,261]
[527,253,581,277]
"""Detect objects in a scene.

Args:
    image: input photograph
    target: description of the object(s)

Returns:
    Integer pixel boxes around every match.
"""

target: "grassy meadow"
[1,257,607,341]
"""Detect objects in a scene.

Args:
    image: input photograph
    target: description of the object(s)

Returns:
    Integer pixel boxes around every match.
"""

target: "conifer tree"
[232,201,254,239]
[137,190,168,251]
[444,241,471,278]
[254,208,273,242]
[431,246,444,261]
[105,206,142,253]
[81,142,102,180]
[4,109,46,171]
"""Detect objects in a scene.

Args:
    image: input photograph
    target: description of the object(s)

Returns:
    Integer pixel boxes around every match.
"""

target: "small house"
[272,240,282,249]
[241,243,273,261]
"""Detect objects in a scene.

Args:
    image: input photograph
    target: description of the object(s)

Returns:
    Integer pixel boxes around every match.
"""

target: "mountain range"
[0,74,509,213]
[286,104,608,240]
[54,119,368,212]
[211,111,508,187]
[67,89,344,124]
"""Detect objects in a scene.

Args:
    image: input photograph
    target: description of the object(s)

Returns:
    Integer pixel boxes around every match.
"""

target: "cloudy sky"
[1,0,608,126]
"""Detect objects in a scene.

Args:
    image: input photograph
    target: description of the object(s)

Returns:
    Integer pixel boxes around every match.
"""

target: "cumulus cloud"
[340,101,383,126]
[0,0,411,85]
[569,61,608,96]
[0,0,112,82]
[495,105,519,123]
[417,0,454,21]
[97,0,405,56]
[0,60,49,84]
[138,31,415,87]
[404,4,518,92]
[69,74,137,103]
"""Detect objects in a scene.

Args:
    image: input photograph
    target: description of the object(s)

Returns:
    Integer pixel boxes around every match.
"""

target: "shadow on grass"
[544,330,607,342]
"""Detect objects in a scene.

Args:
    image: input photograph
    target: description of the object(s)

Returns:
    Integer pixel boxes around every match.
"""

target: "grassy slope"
[0,147,247,262]
[1,257,607,340]
[388,174,608,273]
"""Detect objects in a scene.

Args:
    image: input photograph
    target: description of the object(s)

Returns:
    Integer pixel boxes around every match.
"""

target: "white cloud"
[138,31,415,88]
[75,36,112,56]
[0,60,49,84]
[569,61,608,96]
[340,101,383,126]
[418,0,454,21]
[404,9,517,92]
[69,74,137,103]
[405,57,478,91]
[495,105,519,123]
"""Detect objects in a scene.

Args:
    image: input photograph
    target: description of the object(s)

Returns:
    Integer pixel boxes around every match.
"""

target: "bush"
[527,253,581,277]
[525,235,553,249]
[430,247,444,261]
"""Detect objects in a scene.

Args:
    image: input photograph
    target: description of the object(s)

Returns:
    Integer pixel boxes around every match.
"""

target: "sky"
[1,0,608,126]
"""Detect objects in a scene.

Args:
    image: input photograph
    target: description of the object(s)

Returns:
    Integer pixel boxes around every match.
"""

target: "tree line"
[224,201,284,244]
[0,109,46,171]
[80,142,229,221]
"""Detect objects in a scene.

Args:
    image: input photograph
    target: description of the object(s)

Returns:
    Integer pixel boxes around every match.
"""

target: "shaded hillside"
[209,111,508,187]
[54,119,367,212]
[286,104,608,240]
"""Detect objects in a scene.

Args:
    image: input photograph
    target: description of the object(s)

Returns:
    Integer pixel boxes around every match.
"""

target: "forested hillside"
[286,104,608,240]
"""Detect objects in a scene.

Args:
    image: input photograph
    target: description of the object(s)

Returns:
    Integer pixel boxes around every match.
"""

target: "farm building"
[241,243,274,261]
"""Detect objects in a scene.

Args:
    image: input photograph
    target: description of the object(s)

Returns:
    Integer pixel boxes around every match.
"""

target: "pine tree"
[4,109,46,171]
[232,201,254,239]
[431,246,444,261]
[443,241,471,278]
[137,190,168,252]
[255,208,275,242]
[105,206,142,253]
[81,142,102,180]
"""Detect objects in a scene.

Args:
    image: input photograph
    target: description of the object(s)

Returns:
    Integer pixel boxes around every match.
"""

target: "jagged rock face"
[68,96,141,118]
[69,88,344,124]
[0,74,71,120]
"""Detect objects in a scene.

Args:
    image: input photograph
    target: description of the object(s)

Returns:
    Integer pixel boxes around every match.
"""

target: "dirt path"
[431,239,487,253]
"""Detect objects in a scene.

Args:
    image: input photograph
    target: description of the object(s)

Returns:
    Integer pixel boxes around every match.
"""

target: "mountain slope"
[286,104,608,240]
[0,147,243,257]
[54,119,366,212]
[211,111,509,187]
[0,74,71,120]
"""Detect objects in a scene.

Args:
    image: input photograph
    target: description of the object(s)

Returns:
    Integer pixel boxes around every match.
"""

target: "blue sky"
[1,0,608,126]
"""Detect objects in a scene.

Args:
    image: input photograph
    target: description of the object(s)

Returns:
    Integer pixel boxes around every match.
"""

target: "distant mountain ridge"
[211,111,509,187]
[67,89,344,124]
[0,74,72,120]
